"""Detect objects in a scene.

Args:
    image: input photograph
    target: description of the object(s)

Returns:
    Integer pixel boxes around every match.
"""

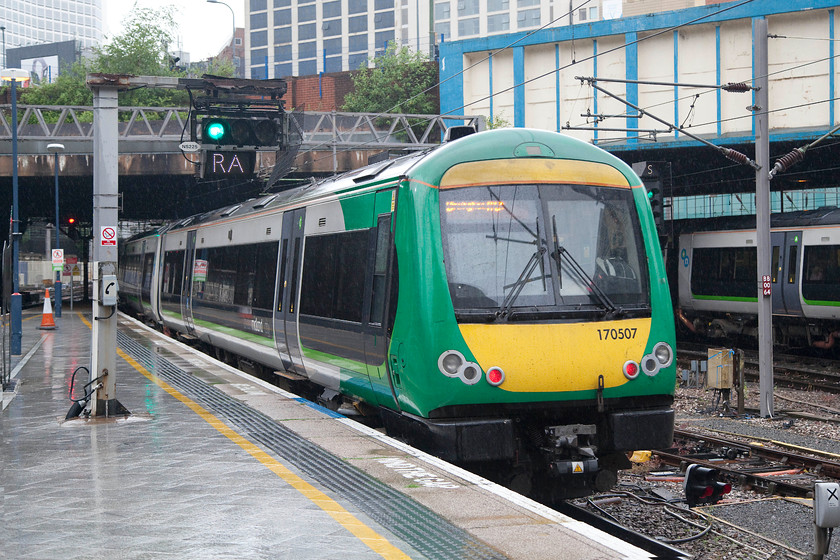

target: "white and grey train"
[677,207,840,350]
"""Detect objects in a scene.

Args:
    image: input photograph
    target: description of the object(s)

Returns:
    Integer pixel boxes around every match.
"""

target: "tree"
[486,111,511,129]
[17,7,232,108]
[342,43,438,116]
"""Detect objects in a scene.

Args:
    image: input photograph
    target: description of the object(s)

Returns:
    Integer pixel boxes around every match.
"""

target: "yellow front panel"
[439,159,632,189]
[459,318,652,393]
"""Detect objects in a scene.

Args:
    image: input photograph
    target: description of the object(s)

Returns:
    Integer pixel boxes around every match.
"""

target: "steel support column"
[89,82,124,417]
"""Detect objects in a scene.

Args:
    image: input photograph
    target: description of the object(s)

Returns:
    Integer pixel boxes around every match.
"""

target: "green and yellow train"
[120,128,675,499]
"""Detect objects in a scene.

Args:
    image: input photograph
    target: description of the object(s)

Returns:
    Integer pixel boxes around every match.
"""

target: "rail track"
[564,424,838,558]
[657,427,840,498]
[679,342,840,393]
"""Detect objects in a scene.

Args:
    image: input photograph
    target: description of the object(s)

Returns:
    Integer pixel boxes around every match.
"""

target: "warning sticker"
[101,226,117,246]
[572,461,584,474]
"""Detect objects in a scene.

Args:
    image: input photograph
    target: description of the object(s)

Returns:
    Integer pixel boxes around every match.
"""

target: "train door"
[771,230,803,316]
[364,189,400,407]
[138,240,148,311]
[272,209,306,374]
[150,236,162,322]
[140,240,154,315]
[182,230,197,336]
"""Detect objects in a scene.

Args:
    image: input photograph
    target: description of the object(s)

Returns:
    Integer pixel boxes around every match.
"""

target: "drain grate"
[118,332,507,560]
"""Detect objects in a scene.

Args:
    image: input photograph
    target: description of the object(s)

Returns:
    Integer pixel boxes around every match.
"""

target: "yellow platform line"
[78,312,411,560]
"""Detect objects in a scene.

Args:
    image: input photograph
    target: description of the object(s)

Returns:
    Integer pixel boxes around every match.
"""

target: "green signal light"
[206,121,226,141]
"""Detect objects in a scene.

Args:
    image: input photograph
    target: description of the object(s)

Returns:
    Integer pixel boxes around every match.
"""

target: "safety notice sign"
[101,226,117,246]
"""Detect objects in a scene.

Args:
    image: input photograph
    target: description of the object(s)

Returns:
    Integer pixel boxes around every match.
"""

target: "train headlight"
[653,342,673,368]
[641,354,660,376]
[640,342,673,377]
[460,364,481,385]
[438,350,483,385]
[438,350,465,377]
[623,360,640,380]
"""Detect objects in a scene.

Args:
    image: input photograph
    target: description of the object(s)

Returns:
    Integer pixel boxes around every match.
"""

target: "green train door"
[364,189,400,408]
[772,230,803,316]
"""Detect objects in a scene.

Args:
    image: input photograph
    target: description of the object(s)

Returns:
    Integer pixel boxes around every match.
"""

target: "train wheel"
[507,471,533,496]
[594,468,617,492]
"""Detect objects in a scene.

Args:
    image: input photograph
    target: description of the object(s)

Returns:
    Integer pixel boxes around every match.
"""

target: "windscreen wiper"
[498,246,547,318]
[553,246,622,316]
[550,215,619,316]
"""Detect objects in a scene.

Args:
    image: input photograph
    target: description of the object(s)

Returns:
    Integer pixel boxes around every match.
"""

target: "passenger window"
[369,215,392,327]
[299,230,367,322]
[787,246,798,284]
[290,238,301,314]
[277,239,288,312]
[771,246,779,283]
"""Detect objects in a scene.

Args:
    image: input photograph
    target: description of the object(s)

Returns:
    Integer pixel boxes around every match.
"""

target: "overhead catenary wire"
[290,0,840,187]
[580,45,840,144]
[293,0,598,168]
[297,0,756,170]
[768,122,840,180]
[571,76,753,93]
[577,76,760,170]
[435,0,755,119]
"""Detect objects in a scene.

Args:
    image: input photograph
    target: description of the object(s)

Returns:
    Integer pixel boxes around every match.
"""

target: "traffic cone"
[38,288,57,330]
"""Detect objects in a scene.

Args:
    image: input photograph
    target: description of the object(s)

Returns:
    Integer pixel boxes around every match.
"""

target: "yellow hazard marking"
[572,462,584,474]
[79,312,411,560]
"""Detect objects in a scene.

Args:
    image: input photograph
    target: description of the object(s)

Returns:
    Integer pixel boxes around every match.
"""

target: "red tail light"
[486,367,505,386]
[623,360,640,380]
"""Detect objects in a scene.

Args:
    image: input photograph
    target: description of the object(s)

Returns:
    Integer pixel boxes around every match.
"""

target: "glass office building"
[1,0,103,68]
[245,0,611,79]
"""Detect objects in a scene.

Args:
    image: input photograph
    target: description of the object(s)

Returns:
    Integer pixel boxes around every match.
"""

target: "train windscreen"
[439,183,650,319]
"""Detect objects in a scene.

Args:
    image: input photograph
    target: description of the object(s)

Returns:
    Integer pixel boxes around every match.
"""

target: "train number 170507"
[597,328,637,341]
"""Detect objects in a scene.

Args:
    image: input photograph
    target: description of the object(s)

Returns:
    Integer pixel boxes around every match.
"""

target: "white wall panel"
[524,44,558,129]
[767,12,832,130]
[454,8,837,144]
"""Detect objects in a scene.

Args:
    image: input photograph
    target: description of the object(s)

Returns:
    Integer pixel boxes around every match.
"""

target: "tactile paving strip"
[118,331,507,560]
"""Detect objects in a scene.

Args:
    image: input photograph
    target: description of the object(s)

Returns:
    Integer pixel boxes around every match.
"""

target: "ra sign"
[203,151,256,179]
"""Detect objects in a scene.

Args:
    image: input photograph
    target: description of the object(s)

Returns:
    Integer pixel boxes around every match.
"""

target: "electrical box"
[100,275,118,306]
[706,348,733,390]
[815,482,840,528]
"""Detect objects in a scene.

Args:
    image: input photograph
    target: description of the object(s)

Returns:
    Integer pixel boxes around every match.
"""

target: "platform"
[3,304,658,559]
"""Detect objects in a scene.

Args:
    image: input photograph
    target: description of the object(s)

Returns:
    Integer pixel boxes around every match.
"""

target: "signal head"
[202,118,230,145]
[684,464,730,508]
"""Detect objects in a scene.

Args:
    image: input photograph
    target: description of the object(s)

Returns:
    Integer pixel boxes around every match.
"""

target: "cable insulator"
[775,148,805,172]
[722,82,751,93]
[720,148,749,165]
[768,147,806,179]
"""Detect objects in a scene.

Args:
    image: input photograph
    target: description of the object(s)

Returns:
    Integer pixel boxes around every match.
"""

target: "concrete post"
[754,18,774,418]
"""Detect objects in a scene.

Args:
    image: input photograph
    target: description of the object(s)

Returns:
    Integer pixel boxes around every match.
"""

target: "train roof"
[676,206,840,235]
[152,128,642,233]
[161,149,430,231]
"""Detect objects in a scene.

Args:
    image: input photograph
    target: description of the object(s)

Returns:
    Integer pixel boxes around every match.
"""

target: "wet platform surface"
[3,305,655,559]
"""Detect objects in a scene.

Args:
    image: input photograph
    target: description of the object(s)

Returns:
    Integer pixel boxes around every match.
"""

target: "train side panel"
[678,230,759,315]
[799,227,840,320]
[678,222,840,346]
